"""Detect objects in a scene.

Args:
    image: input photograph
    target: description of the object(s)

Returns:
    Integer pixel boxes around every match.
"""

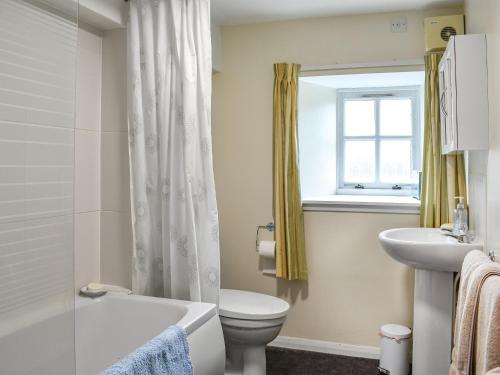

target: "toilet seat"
[219,289,289,320]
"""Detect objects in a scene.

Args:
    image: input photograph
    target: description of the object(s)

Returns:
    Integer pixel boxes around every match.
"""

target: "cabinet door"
[439,54,451,152]
[439,34,488,154]
[439,47,457,154]
[446,47,457,151]
[439,63,447,149]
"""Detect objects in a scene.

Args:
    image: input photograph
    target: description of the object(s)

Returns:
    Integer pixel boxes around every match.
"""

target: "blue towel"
[100,325,194,375]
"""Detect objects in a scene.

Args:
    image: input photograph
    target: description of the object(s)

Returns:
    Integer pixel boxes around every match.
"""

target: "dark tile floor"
[266,347,379,375]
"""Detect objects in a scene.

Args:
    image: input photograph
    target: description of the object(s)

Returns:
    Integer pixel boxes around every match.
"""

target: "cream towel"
[450,250,500,375]
[475,276,500,374]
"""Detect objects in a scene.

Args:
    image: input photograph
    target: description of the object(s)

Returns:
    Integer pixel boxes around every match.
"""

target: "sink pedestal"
[378,228,482,375]
[413,269,454,375]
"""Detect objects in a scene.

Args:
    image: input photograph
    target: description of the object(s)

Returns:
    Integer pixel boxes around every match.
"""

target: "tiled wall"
[466,150,487,243]
[75,27,133,291]
[100,29,133,289]
[74,29,102,289]
[0,0,77,332]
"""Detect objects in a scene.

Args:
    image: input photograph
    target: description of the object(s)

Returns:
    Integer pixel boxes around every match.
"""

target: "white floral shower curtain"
[127,0,220,304]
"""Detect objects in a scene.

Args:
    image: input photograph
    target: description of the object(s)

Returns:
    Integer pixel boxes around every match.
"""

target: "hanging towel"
[475,275,500,374]
[450,250,500,375]
[100,325,193,375]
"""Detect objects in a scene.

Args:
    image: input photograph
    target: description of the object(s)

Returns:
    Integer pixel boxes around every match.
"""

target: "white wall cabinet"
[438,34,489,154]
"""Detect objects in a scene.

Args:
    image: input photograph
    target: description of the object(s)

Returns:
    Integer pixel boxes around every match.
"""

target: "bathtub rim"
[76,292,218,335]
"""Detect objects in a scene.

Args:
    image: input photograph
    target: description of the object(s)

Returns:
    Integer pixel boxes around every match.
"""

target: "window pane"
[380,140,418,183]
[344,140,375,183]
[344,100,375,136]
[380,98,413,136]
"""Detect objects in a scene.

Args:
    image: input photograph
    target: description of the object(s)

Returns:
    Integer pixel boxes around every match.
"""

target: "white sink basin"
[379,227,482,272]
[379,227,484,375]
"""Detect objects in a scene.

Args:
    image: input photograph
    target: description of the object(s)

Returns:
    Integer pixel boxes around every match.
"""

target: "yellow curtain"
[273,63,308,280]
[420,53,467,228]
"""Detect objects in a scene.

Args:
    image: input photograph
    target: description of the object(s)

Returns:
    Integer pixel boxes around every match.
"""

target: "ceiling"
[211,0,462,25]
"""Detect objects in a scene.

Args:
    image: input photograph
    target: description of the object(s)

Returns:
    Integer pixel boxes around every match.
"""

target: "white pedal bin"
[378,324,411,375]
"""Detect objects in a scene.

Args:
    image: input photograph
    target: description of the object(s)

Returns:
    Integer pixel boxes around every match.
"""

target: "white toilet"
[219,289,290,375]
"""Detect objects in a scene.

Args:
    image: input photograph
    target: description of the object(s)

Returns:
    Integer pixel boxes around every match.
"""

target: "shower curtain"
[127,0,220,304]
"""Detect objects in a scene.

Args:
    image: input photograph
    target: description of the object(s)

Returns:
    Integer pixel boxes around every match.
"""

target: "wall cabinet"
[438,34,489,154]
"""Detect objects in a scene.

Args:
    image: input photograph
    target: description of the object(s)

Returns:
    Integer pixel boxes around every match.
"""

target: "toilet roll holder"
[255,222,275,249]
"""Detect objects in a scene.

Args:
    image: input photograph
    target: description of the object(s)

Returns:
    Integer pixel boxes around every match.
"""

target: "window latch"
[392,184,402,190]
[354,184,365,189]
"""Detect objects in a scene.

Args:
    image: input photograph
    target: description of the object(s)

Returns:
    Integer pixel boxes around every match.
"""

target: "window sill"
[302,195,421,214]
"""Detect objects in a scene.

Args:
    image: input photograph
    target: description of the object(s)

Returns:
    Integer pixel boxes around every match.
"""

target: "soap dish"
[80,286,107,298]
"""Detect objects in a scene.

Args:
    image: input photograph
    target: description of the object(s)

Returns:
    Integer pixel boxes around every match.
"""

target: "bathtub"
[76,293,225,374]
[0,292,225,375]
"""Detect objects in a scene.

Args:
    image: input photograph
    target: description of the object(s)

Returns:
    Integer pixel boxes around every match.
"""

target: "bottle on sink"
[453,196,468,236]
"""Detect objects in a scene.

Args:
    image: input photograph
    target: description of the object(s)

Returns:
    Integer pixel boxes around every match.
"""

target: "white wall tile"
[0,215,74,314]
[74,211,100,289]
[78,27,102,52]
[99,29,131,289]
[74,29,103,291]
[100,211,133,289]
[101,29,127,132]
[77,29,102,132]
[75,129,100,213]
[101,131,130,212]
[467,150,488,242]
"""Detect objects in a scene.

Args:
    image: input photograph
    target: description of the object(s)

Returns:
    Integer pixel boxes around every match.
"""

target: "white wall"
[100,29,133,289]
[78,0,126,30]
[75,28,102,289]
[75,27,133,291]
[298,81,337,198]
[0,3,78,368]
[211,8,468,347]
[464,0,500,257]
[0,0,78,330]
[212,23,223,72]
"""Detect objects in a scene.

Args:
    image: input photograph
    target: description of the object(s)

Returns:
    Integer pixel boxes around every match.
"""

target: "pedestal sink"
[379,228,482,375]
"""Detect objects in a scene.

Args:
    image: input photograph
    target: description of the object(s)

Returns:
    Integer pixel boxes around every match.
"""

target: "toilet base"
[220,315,286,375]
[225,344,266,375]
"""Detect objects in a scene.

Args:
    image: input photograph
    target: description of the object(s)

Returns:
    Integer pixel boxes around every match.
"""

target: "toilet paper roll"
[258,240,275,259]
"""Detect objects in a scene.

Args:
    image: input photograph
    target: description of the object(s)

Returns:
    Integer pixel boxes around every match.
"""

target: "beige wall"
[464,0,500,260]
[212,8,461,346]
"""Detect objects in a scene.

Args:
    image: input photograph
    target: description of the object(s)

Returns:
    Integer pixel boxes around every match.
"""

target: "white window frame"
[336,86,422,196]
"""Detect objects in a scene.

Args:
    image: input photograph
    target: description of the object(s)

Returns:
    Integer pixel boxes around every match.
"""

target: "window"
[298,71,424,205]
[337,87,421,196]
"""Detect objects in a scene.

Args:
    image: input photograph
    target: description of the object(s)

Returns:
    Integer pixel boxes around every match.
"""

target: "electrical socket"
[391,16,408,33]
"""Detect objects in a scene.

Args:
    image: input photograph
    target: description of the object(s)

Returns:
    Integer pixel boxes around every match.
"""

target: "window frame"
[336,86,422,196]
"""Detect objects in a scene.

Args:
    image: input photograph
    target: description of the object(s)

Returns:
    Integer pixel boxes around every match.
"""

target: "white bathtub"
[76,293,225,374]
[0,293,225,375]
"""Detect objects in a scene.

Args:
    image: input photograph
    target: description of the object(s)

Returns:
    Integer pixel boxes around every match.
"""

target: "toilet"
[219,289,290,375]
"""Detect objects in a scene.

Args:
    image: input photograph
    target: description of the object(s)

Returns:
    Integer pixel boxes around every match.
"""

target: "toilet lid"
[219,289,289,320]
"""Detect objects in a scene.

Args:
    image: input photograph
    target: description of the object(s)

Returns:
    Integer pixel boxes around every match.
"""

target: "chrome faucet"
[444,232,470,243]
